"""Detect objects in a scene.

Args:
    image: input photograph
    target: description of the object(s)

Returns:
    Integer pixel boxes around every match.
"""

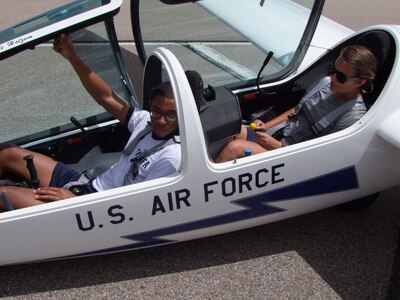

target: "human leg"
[0,186,44,211]
[215,139,266,163]
[0,162,82,211]
[235,126,248,140]
[0,144,57,187]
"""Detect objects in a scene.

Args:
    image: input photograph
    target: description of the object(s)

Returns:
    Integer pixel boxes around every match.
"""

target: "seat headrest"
[354,30,394,107]
[355,30,391,69]
[185,70,209,112]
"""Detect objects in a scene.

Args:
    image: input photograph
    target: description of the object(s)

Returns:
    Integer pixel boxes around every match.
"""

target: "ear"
[355,78,367,88]
[361,80,374,94]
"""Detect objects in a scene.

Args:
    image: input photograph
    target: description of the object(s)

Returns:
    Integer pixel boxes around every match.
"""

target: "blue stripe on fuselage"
[57,166,358,259]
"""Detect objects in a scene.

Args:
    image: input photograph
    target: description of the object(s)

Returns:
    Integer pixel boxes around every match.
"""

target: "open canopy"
[0,0,122,60]
[0,0,135,145]
[131,0,325,87]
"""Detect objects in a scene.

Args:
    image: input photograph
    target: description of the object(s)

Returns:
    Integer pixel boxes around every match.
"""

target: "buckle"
[69,185,87,196]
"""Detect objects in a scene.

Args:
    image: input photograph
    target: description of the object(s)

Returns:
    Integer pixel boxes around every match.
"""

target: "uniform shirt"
[282,78,366,144]
[93,107,181,191]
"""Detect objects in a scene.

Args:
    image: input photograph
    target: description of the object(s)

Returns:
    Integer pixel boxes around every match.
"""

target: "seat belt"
[80,122,153,181]
[266,77,331,136]
[310,97,359,134]
[121,122,179,185]
[64,122,177,192]
[279,96,360,145]
[123,122,152,156]
[123,133,178,185]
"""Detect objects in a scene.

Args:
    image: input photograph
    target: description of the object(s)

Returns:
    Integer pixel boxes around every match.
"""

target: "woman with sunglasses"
[215,45,377,163]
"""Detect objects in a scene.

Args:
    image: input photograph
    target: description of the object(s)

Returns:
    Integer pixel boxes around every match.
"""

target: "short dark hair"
[151,81,174,100]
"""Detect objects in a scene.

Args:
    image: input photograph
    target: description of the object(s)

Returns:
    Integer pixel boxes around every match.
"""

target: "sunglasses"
[328,64,361,84]
[150,110,177,122]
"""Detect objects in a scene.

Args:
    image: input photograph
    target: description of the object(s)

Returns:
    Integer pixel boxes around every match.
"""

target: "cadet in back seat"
[215,45,377,162]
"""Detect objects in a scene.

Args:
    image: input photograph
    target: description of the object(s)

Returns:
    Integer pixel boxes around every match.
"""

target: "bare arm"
[33,187,76,202]
[53,33,130,124]
[0,186,75,210]
[254,132,284,150]
[254,107,295,130]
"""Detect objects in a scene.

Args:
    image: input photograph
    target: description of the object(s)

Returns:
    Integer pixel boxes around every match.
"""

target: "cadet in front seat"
[0,33,181,210]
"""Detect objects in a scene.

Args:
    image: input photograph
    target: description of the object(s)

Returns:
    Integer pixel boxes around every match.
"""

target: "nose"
[330,72,338,83]
[155,114,168,125]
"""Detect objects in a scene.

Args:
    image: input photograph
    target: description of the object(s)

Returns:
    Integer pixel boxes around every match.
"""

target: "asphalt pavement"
[1,1,400,299]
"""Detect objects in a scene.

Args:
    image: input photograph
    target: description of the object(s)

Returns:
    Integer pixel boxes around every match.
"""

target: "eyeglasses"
[329,64,361,84]
[150,110,177,122]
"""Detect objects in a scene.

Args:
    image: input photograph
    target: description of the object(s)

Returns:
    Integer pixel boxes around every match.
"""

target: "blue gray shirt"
[281,78,367,144]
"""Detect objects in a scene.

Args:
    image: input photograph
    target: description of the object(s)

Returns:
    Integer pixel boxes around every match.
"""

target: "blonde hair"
[340,45,377,81]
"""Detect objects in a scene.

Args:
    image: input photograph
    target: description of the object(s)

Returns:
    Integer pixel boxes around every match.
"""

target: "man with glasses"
[0,34,181,209]
[92,80,181,192]
[215,45,377,162]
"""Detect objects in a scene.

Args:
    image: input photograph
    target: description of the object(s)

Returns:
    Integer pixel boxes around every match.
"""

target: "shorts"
[246,127,257,142]
[50,162,97,194]
[50,162,81,188]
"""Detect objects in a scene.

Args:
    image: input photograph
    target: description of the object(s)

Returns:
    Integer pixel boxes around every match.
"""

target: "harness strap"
[122,121,179,185]
[266,77,331,136]
[310,97,359,134]
[295,77,331,113]
[281,95,361,145]
[265,114,293,136]
[131,137,175,164]
[1,192,14,211]
[122,122,152,156]
[63,122,178,193]
[63,173,91,194]
[83,122,152,180]
[123,137,177,185]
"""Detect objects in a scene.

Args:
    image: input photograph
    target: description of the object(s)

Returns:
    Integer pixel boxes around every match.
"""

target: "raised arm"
[53,33,130,124]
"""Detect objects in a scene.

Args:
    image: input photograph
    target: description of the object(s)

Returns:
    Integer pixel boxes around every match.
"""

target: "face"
[150,95,178,138]
[329,56,365,100]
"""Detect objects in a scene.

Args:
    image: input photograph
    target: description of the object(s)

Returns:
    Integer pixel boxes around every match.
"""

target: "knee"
[227,139,249,155]
[0,144,22,176]
[216,139,245,162]
[0,144,21,161]
[0,186,12,197]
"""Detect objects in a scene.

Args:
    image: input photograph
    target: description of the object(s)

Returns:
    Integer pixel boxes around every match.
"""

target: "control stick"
[23,155,40,189]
